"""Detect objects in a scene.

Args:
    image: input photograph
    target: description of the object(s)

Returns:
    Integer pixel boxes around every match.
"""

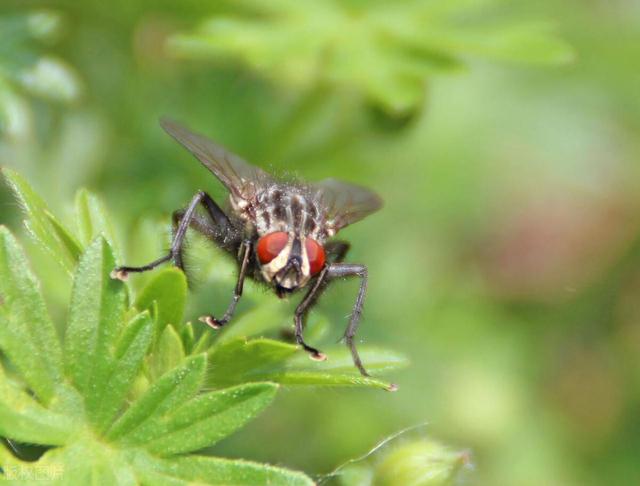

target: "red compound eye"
[257,232,289,264]
[305,238,326,275]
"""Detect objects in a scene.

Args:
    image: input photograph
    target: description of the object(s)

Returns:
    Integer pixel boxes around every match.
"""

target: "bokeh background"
[1,1,639,485]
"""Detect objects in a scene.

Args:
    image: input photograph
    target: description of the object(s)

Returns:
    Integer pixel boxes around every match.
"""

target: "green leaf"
[7,434,137,485]
[143,383,278,456]
[212,303,328,346]
[0,10,81,137]
[135,267,188,335]
[64,237,127,420]
[2,168,82,273]
[208,338,404,391]
[214,301,287,345]
[92,311,155,432]
[131,451,314,486]
[0,440,23,469]
[420,22,575,66]
[0,364,74,445]
[75,188,120,257]
[46,213,84,261]
[0,175,406,484]
[148,325,185,382]
[168,0,573,115]
[208,338,298,388]
[0,226,63,403]
[107,354,206,442]
[180,322,195,354]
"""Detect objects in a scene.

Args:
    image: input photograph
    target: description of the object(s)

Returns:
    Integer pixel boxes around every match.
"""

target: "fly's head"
[256,231,325,294]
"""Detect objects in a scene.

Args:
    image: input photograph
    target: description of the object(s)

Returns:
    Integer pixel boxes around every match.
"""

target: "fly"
[112,119,383,377]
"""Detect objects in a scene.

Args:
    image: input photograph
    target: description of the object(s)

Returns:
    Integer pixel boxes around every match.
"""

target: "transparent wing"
[160,118,273,200]
[312,178,383,232]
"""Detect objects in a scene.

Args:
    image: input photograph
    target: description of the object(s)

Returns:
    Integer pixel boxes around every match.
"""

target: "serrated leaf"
[45,212,83,261]
[140,383,278,456]
[75,188,120,256]
[92,311,155,432]
[169,0,573,114]
[0,364,74,445]
[107,354,206,442]
[208,339,298,388]
[214,301,288,345]
[285,345,408,374]
[272,346,407,390]
[0,226,63,403]
[421,22,575,66]
[208,338,404,390]
[149,325,185,382]
[8,434,137,485]
[180,322,195,354]
[131,451,314,486]
[64,237,127,420]
[135,267,188,335]
[212,303,328,348]
[0,440,23,468]
[1,168,81,274]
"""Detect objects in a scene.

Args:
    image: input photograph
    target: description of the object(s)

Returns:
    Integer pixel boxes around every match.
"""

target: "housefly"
[112,119,383,377]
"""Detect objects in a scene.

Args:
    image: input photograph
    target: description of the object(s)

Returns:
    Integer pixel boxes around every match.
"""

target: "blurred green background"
[1,1,639,484]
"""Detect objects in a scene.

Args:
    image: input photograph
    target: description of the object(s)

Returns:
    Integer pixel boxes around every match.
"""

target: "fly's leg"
[294,267,330,361]
[291,241,351,361]
[293,255,390,385]
[199,240,251,329]
[281,240,351,343]
[171,210,188,271]
[326,263,370,377]
[111,191,230,280]
[324,240,350,264]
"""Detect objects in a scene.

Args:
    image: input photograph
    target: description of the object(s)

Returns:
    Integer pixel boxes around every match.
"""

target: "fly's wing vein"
[160,118,273,201]
[312,178,382,232]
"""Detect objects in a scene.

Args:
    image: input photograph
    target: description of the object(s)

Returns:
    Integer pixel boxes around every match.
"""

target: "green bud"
[373,439,469,486]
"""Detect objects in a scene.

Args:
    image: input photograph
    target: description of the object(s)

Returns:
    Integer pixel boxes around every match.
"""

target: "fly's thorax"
[255,186,327,238]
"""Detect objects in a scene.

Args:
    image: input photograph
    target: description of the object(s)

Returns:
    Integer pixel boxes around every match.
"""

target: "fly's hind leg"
[170,209,224,271]
[111,191,230,281]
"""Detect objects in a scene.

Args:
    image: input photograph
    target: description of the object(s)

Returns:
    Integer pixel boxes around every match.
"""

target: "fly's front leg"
[327,263,370,377]
[294,267,330,361]
[289,240,350,335]
[199,240,251,330]
[111,191,229,280]
[292,242,350,362]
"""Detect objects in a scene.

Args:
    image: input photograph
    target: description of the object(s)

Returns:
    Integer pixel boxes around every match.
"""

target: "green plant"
[170,0,573,116]
[330,436,469,486]
[0,9,81,139]
[0,168,405,483]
